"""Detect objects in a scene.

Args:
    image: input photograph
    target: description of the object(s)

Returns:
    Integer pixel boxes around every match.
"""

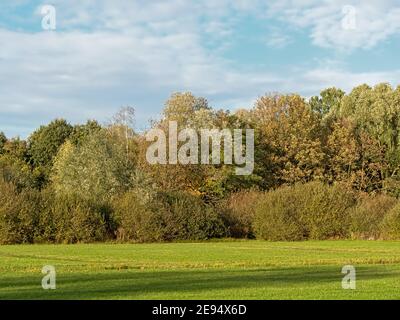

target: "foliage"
[69,120,102,146]
[52,130,133,201]
[28,119,73,168]
[254,182,355,241]
[112,190,164,243]
[3,85,400,243]
[296,182,356,239]
[218,190,262,238]
[158,191,226,241]
[0,182,42,244]
[254,185,307,241]
[50,194,110,243]
[0,132,6,154]
[380,203,400,240]
[113,190,226,242]
[0,154,37,190]
[253,94,324,187]
[309,87,345,118]
[349,194,397,239]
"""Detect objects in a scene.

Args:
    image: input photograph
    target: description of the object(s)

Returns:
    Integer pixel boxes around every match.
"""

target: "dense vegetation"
[2,83,400,243]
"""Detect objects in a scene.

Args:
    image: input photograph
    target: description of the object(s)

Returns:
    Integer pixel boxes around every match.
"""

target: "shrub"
[113,190,226,242]
[254,185,306,241]
[0,182,42,244]
[297,182,355,239]
[219,190,263,238]
[254,182,356,241]
[33,188,58,243]
[349,194,397,239]
[51,194,109,243]
[0,182,110,244]
[112,190,165,242]
[380,203,400,239]
[159,191,226,241]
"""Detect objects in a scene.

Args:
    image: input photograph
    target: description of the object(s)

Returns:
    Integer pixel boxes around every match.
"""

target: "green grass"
[1,240,400,299]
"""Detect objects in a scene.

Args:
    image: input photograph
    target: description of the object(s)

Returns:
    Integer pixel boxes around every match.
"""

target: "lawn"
[1,240,400,299]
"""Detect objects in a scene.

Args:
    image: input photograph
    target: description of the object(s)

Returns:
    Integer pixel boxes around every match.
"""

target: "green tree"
[310,87,345,118]
[52,130,133,201]
[70,120,102,146]
[338,83,400,192]
[28,119,73,168]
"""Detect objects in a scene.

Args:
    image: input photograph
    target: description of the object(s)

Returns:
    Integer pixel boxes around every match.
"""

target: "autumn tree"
[253,94,324,187]
[140,93,214,196]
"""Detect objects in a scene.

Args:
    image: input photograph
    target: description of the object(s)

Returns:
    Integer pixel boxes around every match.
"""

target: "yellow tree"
[253,94,324,187]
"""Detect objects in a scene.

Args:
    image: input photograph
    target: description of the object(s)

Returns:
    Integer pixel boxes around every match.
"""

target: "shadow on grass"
[0,265,396,299]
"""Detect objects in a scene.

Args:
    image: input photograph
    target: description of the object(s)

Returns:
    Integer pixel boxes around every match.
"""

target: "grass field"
[1,240,400,299]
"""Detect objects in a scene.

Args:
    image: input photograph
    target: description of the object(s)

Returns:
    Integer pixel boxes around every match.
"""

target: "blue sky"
[1,0,400,137]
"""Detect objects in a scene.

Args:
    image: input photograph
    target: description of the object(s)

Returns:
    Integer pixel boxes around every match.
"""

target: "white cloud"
[267,0,400,51]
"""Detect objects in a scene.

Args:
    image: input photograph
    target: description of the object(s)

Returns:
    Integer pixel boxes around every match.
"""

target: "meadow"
[1,240,400,300]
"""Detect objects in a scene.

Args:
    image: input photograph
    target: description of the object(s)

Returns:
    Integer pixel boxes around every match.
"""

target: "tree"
[51,130,133,201]
[110,107,136,166]
[0,132,6,154]
[324,118,358,185]
[338,83,400,192]
[309,87,345,118]
[0,137,41,190]
[0,154,36,190]
[69,120,102,146]
[2,137,28,161]
[253,94,324,187]
[139,93,216,196]
[163,92,213,127]
[28,119,73,168]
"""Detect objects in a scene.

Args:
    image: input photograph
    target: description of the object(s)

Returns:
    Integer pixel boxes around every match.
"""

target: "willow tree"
[339,83,400,192]
[51,130,133,201]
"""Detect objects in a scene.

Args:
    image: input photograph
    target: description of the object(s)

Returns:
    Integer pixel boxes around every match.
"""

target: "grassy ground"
[1,240,400,299]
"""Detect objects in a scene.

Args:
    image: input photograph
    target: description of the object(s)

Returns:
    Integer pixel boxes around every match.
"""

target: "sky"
[1,0,400,138]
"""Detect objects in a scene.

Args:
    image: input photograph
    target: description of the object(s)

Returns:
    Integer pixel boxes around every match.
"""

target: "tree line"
[2,83,400,243]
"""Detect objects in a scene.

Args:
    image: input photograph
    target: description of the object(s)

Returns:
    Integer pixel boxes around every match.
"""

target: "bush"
[0,182,42,244]
[160,192,226,241]
[0,182,111,244]
[51,194,109,243]
[349,194,397,239]
[254,185,306,241]
[219,190,263,238]
[112,190,165,242]
[297,182,355,239]
[254,182,356,241]
[113,190,226,242]
[380,203,400,239]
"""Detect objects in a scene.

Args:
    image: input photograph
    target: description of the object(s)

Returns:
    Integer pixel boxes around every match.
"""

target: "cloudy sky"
[1,0,400,137]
